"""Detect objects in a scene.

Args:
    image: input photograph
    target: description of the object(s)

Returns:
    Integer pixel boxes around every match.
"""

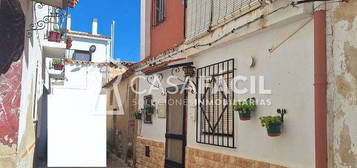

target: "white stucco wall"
[17,2,50,167]
[48,65,107,167]
[137,16,315,168]
[47,33,110,167]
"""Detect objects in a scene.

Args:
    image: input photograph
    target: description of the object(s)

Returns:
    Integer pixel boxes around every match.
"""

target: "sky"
[68,0,140,62]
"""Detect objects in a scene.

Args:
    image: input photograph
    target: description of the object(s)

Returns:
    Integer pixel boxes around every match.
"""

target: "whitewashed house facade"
[132,0,354,168]
[45,16,113,167]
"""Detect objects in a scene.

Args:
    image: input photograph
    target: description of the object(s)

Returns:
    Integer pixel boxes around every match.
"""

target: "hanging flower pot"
[53,64,64,70]
[233,98,256,121]
[238,110,251,121]
[48,31,61,42]
[266,123,282,137]
[66,36,73,49]
[132,111,142,120]
[259,116,283,137]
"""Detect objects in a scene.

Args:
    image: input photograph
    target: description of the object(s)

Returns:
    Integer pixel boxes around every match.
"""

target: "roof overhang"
[141,58,190,75]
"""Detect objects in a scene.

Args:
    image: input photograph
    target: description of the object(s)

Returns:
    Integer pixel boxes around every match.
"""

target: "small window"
[72,50,91,61]
[145,146,150,157]
[144,95,153,124]
[152,0,166,26]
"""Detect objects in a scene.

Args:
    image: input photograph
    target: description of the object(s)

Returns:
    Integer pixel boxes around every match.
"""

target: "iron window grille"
[144,95,153,124]
[196,59,235,148]
[152,0,166,26]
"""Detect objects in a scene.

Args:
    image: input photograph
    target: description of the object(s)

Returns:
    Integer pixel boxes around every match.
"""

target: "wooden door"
[165,86,187,168]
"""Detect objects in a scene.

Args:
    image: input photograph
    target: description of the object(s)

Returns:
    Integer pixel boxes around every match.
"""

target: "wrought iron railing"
[186,0,262,40]
[27,2,68,40]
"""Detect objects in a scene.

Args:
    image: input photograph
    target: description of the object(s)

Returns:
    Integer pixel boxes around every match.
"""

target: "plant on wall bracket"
[66,36,73,49]
[132,110,142,120]
[259,116,283,137]
[52,59,64,70]
[233,98,256,121]
[144,104,155,114]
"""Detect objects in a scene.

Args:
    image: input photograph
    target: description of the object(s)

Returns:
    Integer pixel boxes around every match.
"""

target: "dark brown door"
[165,86,187,168]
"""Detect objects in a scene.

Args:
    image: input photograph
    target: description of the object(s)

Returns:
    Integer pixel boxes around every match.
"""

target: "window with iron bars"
[196,59,235,148]
[144,95,153,124]
[152,0,166,26]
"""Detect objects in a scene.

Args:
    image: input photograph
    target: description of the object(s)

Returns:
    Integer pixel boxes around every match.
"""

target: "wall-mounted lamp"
[277,109,287,122]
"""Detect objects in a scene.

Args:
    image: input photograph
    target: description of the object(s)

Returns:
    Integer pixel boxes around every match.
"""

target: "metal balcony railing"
[45,6,68,42]
[186,0,262,40]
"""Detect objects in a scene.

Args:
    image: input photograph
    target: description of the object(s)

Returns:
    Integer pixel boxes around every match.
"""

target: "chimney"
[92,18,98,35]
[66,14,71,31]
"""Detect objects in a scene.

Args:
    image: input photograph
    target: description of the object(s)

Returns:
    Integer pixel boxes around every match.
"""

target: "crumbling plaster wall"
[326,1,357,167]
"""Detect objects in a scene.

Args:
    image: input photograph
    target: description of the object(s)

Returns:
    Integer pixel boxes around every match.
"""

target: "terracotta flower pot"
[48,31,61,42]
[54,64,64,70]
[68,0,78,8]
[66,39,72,49]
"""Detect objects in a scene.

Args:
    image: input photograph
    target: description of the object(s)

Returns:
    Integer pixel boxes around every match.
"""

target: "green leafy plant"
[144,104,155,114]
[233,98,256,114]
[54,28,66,36]
[259,116,282,129]
[52,59,62,65]
[52,59,63,66]
[131,110,142,120]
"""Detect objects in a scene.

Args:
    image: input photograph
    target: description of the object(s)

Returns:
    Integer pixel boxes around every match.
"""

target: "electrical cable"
[134,0,346,72]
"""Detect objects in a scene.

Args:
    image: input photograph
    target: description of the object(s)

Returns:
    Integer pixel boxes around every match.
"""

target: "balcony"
[47,58,65,80]
[33,0,79,9]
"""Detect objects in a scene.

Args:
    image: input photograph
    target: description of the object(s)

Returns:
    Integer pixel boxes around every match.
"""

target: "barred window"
[196,59,235,148]
[144,95,153,124]
[152,0,166,26]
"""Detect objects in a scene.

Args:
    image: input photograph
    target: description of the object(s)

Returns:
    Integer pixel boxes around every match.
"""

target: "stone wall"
[135,138,289,168]
[135,138,165,168]
[185,147,288,168]
[326,1,357,167]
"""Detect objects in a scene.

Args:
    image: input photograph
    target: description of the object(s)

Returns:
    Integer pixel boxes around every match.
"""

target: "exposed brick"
[185,147,289,168]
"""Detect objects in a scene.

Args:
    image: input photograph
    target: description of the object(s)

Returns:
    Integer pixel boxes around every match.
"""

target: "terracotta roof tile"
[141,58,186,74]
[67,31,111,39]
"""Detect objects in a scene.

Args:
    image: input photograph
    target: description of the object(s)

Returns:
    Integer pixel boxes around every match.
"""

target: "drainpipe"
[314,2,327,168]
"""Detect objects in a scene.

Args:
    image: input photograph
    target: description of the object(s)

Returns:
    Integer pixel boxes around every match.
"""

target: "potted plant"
[48,28,66,42]
[259,116,283,137]
[131,111,142,120]
[233,98,256,120]
[66,36,73,49]
[52,59,64,70]
[68,0,79,8]
[144,104,155,114]
[48,30,61,42]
